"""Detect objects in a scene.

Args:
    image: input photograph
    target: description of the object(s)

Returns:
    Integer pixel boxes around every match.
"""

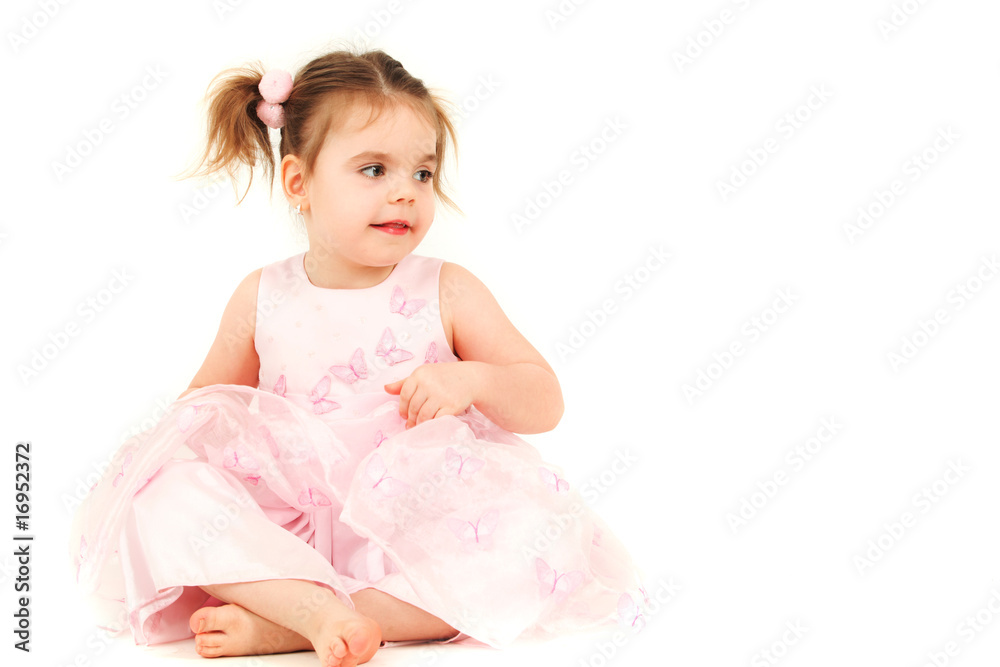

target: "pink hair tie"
[256,69,293,129]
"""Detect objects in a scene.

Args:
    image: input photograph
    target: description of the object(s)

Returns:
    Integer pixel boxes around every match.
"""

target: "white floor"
[99,628,647,667]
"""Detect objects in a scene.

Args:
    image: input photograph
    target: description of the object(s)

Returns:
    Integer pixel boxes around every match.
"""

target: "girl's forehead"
[328,99,436,145]
[320,102,437,163]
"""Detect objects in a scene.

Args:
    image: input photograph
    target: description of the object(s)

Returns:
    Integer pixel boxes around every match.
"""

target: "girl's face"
[302,100,438,273]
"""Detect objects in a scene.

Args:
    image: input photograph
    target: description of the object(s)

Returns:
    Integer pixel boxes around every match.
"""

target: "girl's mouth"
[371,221,410,235]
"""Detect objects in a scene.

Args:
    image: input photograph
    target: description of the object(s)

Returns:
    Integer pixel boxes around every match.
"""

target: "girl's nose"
[388,173,417,204]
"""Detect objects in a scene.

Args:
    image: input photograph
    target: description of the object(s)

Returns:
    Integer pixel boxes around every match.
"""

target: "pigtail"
[180,48,462,215]
[183,62,276,204]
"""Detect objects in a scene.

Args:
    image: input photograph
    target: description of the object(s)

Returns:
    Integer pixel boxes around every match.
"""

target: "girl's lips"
[371,221,410,235]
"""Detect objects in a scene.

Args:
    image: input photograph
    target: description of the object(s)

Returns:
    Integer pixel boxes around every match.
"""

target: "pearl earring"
[295,204,302,215]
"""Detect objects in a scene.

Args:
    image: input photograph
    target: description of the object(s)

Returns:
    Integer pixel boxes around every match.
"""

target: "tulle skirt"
[69,384,647,648]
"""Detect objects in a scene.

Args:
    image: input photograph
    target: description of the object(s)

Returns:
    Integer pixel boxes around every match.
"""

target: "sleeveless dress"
[69,252,648,649]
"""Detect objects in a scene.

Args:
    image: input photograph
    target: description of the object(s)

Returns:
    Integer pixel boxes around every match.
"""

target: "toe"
[346,619,381,663]
[331,636,348,658]
[189,607,212,634]
[195,634,224,658]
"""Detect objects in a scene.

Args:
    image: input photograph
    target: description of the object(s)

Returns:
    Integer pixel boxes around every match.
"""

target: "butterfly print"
[617,592,646,631]
[424,341,439,364]
[76,535,88,582]
[374,430,387,448]
[445,447,485,479]
[366,453,409,497]
[273,374,287,397]
[297,487,332,507]
[375,328,413,366]
[448,510,499,547]
[309,376,340,414]
[257,425,281,457]
[539,467,569,493]
[223,444,260,471]
[112,452,133,488]
[389,284,426,318]
[176,405,200,432]
[536,558,585,599]
[330,348,368,384]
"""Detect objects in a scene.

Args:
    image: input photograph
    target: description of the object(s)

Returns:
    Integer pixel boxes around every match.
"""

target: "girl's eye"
[361,165,385,179]
[414,170,434,183]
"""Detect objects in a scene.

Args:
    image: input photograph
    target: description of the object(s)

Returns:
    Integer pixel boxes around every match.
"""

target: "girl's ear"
[281,154,308,211]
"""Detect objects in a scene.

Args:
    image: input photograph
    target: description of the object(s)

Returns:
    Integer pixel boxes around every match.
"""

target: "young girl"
[70,47,647,667]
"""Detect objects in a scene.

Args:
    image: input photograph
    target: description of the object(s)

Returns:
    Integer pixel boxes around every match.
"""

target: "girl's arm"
[177,269,262,399]
[386,262,564,434]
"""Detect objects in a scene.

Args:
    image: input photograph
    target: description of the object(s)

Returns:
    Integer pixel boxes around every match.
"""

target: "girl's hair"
[184,48,460,213]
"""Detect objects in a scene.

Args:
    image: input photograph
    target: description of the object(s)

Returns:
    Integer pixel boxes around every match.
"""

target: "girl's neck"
[302,249,397,290]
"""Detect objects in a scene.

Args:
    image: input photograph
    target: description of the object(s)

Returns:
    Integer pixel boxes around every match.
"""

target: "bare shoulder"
[439,261,494,305]
[439,260,551,370]
[231,267,263,314]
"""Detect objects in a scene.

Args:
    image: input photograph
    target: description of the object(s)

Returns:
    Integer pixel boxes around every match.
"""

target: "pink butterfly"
[330,348,368,384]
[448,510,499,547]
[618,592,646,631]
[373,430,387,448]
[223,445,259,471]
[536,558,585,599]
[375,328,413,366]
[389,284,426,318]
[273,374,287,397]
[366,453,409,497]
[298,486,331,507]
[424,341,439,364]
[112,452,133,488]
[445,447,485,479]
[257,425,281,457]
[309,376,340,414]
[75,535,88,582]
[539,467,569,493]
[176,405,199,432]
[244,475,262,486]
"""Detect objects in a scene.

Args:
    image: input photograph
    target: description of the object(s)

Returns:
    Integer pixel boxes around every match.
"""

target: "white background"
[4,0,1000,665]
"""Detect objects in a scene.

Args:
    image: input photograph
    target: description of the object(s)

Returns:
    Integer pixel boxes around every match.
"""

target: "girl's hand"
[384,361,487,429]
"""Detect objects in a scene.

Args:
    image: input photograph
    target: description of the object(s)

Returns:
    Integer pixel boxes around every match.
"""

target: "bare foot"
[188,601,381,666]
[189,603,311,658]
[311,613,381,667]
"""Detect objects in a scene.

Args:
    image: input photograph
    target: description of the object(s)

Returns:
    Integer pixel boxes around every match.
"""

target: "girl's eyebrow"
[349,150,437,165]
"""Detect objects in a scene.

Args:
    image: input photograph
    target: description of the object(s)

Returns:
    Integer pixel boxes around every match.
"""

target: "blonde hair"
[184,47,460,213]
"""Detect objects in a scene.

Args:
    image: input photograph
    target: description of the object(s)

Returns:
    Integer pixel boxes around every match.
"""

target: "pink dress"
[69,252,647,648]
